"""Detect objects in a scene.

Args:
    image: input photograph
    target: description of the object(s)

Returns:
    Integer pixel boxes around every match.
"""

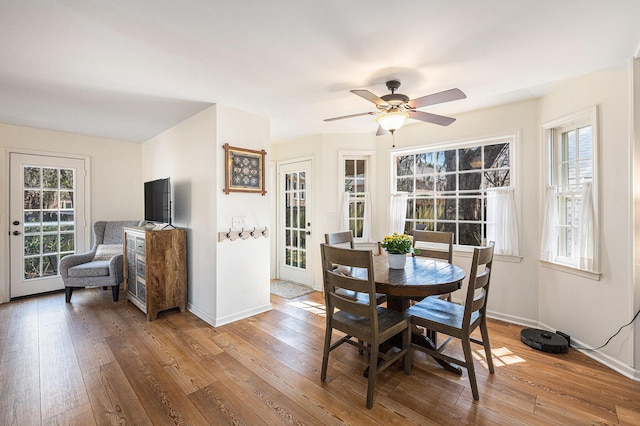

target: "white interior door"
[277,160,313,286]
[9,153,87,298]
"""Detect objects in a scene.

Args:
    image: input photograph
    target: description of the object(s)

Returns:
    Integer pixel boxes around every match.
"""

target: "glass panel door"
[10,153,86,298]
[284,170,306,270]
[278,160,313,286]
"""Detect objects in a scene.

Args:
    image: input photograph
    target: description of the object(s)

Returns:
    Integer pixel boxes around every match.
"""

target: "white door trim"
[276,157,315,287]
[5,149,91,300]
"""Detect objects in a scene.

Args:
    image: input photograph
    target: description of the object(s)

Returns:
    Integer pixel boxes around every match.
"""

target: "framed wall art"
[223,143,267,195]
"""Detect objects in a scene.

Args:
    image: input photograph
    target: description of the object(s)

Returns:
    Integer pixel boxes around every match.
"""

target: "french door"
[9,153,87,298]
[277,160,313,286]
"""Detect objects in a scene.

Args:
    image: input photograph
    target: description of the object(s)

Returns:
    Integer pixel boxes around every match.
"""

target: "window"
[393,136,514,247]
[340,152,374,241]
[344,158,366,238]
[542,107,599,274]
[555,124,592,259]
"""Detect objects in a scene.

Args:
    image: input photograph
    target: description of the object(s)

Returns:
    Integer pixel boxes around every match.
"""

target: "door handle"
[13,220,20,225]
[12,230,21,236]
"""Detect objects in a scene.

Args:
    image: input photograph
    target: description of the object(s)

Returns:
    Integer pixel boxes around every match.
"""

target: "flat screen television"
[144,178,171,224]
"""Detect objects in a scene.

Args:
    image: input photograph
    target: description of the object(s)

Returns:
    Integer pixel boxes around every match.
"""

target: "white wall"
[142,105,271,326]
[538,64,636,374]
[0,123,142,303]
[215,105,271,325]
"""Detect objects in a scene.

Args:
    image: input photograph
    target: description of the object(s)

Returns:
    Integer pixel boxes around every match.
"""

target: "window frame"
[541,106,601,278]
[338,151,375,243]
[389,133,519,251]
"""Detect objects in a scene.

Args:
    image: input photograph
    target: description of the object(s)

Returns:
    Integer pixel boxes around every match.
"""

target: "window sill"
[538,259,602,281]
[454,248,522,263]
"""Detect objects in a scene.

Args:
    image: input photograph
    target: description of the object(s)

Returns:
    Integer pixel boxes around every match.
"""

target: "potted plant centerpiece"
[380,232,418,269]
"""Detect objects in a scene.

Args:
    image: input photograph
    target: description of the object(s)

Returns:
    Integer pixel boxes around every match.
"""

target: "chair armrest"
[108,254,125,284]
[59,251,96,278]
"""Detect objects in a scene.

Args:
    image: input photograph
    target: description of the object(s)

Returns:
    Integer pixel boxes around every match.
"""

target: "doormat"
[270,280,313,299]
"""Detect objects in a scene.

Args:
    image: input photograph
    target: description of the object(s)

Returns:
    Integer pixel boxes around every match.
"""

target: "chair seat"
[68,260,110,278]
[335,287,387,305]
[407,297,479,331]
[333,306,408,336]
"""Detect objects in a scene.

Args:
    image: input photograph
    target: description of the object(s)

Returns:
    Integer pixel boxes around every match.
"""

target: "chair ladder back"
[328,291,372,318]
[321,244,377,309]
[463,244,495,320]
[320,243,380,336]
[322,243,372,269]
[325,231,355,248]
[326,271,374,300]
[413,230,454,263]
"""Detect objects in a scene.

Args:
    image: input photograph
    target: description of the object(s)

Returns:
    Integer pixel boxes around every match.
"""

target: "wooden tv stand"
[123,227,187,321]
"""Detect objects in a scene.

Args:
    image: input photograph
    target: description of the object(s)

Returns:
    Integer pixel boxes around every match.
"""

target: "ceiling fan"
[324,80,466,136]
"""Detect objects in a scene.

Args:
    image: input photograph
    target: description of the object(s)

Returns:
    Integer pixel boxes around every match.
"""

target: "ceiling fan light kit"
[325,80,466,138]
[376,110,409,132]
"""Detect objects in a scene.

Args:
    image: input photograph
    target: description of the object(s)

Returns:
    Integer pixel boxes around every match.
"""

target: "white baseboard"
[185,302,216,326]
[187,301,273,327]
[212,303,273,327]
[487,310,539,328]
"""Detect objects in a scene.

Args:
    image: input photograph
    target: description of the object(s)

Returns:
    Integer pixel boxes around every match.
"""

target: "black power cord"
[569,308,640,351]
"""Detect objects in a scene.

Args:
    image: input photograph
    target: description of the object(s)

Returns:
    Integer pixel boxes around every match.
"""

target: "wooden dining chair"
[324,231,387,306]
[407,243,495,400]
[320,243,411,408]
[412,230,455,301]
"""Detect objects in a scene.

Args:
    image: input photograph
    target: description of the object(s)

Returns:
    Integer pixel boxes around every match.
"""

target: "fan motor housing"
[381,93,409,105]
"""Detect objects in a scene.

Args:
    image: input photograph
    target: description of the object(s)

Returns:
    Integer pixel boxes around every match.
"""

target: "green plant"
[381,233,418,255]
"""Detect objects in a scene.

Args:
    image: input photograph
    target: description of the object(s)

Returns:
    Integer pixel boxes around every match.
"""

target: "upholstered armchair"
[60,220,141,302]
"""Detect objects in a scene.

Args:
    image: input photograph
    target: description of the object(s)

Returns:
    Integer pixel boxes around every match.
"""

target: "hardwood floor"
[1,288,639,425]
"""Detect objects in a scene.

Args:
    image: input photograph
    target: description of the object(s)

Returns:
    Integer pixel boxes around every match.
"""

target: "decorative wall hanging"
[223,143,266,195]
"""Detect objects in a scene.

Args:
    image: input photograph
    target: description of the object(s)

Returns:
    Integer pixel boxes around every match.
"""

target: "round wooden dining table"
[370,254,465,312]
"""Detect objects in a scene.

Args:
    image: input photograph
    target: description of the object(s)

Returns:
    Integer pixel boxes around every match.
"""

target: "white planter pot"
[387,253,407,269]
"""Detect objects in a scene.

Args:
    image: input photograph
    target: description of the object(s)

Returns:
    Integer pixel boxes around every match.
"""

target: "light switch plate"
[232,216,246,228]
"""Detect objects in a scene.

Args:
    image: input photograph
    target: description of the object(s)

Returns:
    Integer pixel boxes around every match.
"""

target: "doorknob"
[12,220,20,225]
[12,230,21,236]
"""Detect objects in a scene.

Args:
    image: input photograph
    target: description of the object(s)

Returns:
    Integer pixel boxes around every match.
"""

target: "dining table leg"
[386,295,463,376]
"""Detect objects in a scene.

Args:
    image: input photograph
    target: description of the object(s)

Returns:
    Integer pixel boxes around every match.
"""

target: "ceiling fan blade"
[409,110,456,126]
[351,89,388,106]
[324,111,375,122]
[408,88,466,109]
[376,125,389,136]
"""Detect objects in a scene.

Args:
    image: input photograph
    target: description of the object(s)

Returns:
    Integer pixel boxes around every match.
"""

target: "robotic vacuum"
[520,328,568,354]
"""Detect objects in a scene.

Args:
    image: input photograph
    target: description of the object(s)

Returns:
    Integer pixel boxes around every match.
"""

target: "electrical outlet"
[232,216,246,228]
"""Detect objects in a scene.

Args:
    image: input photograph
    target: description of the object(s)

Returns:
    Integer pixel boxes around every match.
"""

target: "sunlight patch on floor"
[473,346,526,368]
[288,300,326,316]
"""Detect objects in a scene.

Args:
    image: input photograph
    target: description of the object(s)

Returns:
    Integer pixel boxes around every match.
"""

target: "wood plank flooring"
[1,287,639,425]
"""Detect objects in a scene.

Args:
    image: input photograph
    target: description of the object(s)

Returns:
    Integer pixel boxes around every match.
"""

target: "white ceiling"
[1,1,639,143]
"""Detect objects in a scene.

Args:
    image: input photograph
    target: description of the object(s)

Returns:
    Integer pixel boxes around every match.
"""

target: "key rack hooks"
[218,226,269,242]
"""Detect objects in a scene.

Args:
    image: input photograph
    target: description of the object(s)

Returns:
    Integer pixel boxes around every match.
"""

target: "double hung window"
[542,107,599,274]
[392,136,514,248]
[344,158,367,238]
[340,153,374,241]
